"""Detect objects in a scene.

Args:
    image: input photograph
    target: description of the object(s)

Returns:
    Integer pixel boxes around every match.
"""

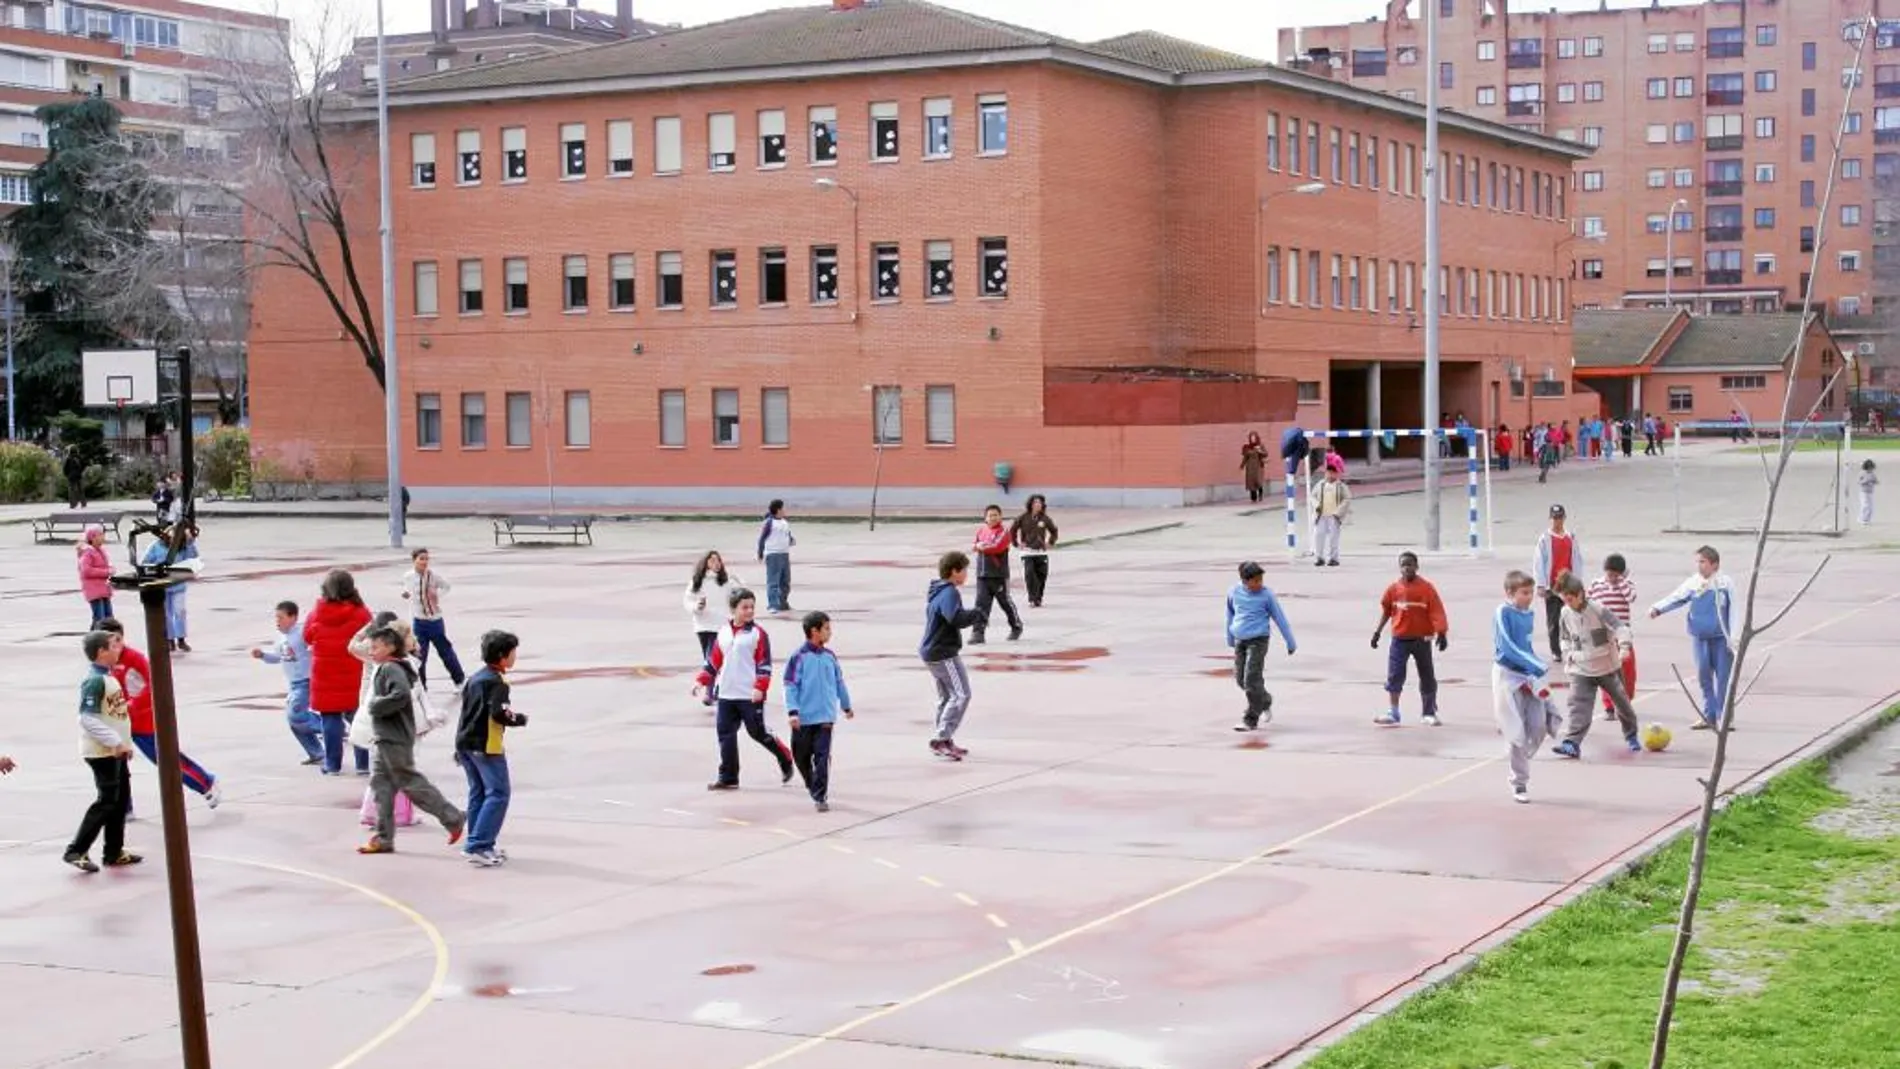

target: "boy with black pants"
[785,611,854,812]
[1532,505,1583,661]
[695,587,794,789]
[921,552,984,761]
[1225,561,1298,731]
[970,504,1023,643]
[65,630,140,873]
[1372,552,1450,727]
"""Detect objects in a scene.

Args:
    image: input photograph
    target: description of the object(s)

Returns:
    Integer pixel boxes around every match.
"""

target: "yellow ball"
[1641,723,1673,752]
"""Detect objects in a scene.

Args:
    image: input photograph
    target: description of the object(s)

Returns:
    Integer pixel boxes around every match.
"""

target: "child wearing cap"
[1531,505,1583,662]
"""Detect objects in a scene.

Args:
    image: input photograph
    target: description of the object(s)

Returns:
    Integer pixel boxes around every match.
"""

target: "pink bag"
[359,787,420,827]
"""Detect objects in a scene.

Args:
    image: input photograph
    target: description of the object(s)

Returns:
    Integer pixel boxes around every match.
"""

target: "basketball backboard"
[82,349,159,408]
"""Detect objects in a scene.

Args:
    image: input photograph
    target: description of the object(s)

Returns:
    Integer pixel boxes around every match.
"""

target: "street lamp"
[813,177,862,323]
[375,0,402,548]
[1663,196,1690,307]
[1258,182,1327,312]
[815,178,876,527]
[3,249,14,441]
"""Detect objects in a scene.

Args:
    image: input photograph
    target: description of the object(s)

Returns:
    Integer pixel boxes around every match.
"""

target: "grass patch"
[1728,437,1900,454]
[1305,756,1900,1069]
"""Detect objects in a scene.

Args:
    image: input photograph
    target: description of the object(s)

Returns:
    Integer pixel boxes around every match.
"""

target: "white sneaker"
[1421,714,1441,727]
[1512,786,1530,804]
[465,849,502,867]
[205,781,223,810]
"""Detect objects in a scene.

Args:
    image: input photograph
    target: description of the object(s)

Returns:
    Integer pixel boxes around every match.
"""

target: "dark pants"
[67,476,86,508]
[368,740,462,845]
[1233,635,1272,723]
[319,711,371,774]
[88,597,113,626]
[696,631,717,665]
[67,755,129,860]
[972,576,1022,637]
[459,751,511,853]
[1543,593,1565,660]
[412,616,465,687]
[764,553,792,611]
[1022,555,1050,606]
[1385,637,1439,717]
[714,699,792,786]
[131,733,215,796]
[792,722,834,803]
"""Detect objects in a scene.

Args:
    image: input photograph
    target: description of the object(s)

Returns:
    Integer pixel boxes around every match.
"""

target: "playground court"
[1,443,1896,1069]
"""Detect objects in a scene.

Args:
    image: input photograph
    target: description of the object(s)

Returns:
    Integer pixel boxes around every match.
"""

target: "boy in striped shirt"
[1586,554,1638,720]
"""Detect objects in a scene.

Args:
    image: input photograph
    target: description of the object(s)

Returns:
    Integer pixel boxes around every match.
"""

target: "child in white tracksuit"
[1493,569,1561,803]
[1860,460,1878,525]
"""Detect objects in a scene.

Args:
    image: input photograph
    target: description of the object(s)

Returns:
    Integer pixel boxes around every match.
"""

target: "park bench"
[492,513,597,547]
[32,510,125,545]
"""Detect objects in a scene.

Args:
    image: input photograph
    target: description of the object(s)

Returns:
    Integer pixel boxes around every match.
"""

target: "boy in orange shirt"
[1371,551,1450,727]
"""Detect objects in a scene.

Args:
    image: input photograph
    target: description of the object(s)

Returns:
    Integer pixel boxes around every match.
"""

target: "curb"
[1261,690,1900,1069]
[1060,521,1185,548]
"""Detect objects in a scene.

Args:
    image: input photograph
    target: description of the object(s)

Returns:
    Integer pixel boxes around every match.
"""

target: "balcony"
[1704,225,1744,242]
[1351,59,1388,78]
[1879,128,1900,145]
[1877,81,1900,100]
[1705,42,1745,60]
[1876,258,1900,281]
[1705,134,1743,152]
[1704,180,1744,197]
[1507,52,1544,69]
[1507,100,1544,117]
[1705,89,1744,106]
[1704,270,1744,285]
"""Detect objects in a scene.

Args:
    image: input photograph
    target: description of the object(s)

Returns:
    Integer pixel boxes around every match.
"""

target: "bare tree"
[1646,15,1874,1069]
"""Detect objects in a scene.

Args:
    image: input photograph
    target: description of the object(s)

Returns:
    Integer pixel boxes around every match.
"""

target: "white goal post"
[1285,428,1494,557]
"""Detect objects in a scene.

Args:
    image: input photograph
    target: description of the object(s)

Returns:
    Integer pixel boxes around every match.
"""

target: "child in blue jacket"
[785,611,854,812]
[1225,561,1297,732]
[1649,544,1737,730]
[1493,570,1559,803]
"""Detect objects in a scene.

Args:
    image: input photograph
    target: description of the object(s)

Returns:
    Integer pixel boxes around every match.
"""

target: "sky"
[219,0,1699,61]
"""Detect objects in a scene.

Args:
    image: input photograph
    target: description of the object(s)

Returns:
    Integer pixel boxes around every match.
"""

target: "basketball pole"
[376,0,403,549]
[1421,0,1444,551]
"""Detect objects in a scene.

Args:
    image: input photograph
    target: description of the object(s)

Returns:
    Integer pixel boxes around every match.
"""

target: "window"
[563,255,588,310]
[711,250,738,306]
[1581,170,1604,191]
[1330,127,1342,182]
[416,394,441,449]
[411,133,436,187]
[1289,118,1302,173]
[979,95,1008,154]
[712,389,740,446]
[1583,36,1603,57]
[1330,254,1344,308]
[810,105,838,163]
[1646,213,1667,234]
[1756,208,1777,229]
[1841,250,1863,271]
[1847,111,1864,134]
[924,97,952,158]
[1398,46,1418,65]
[871,101,899,160]
[1840,297,1863,316]
[1844,157,1864,179]
[1756,163,1776,183]
[1675,121,1697,143]
[1803,88,1817,117]
[1646,77,1667,99]
[414,261,438,316]
[1720,375,1768,391]
[501,126,526,181]
[1478,41,1497,61]
[561,122,585,177]
[658,251,683,308]
[565,391,591,448]
[1802,134,1816,162]
[1801,226,1816,253]
[1756,117,1777,139]
[1553,83,1573,104]
[1755,70,1777,93]
[761,388,789,446]
[1476,85,1500,107]
[1403,261,1416,311]
[1803,42,1817,71]
[1668,387,1693,414]
[458,259,483,314]
[503,257,528,313]
[505,392,532,448]
[872,386,902,445]
[1755,253,1777,275]
[1440,62,1454,89]
[1368,136,1381,188]
[1802,180,1816,207]
[1266,112,1280,169]
[1675,168,1693,188]
[1286,248,1301,304]
[1844,204,1864,227]
[608,119,633,175]
[1674,208,1696,232]
[1757,24,1777,47]
[978,238,1008,298]
[1581,258,1604,280]
[708,112,736,170]
[758,109,787,166]
[659,390,686,446]
[1645,257,1667,278]
[925,385,956,445]
[1646,123,1668,144]
[456,129,480,184]
[1582,215,1605,237]
[871,243,900,300]
[1647,33,1667,54]
[1265,245,1282,303]
[812,245,839,303]
[1349,257,1363,309]
[461,393,487,448]
[654,117,683,174]
[761,248,788,305]
[1308,251,1322,307]
[1348,132,1361,184]
[926,240,955,298]
[1557,38,1576,59]
[609,254,635,310]
[1646,168,1667,189]
[1707,72,1745,104]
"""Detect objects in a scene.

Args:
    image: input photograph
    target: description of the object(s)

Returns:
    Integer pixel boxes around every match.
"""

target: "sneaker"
[63,853,99,873]
[968,634,986,646]
[814,800,830,813]
[1600,709,1618,722]
[1008,627,1023,641]
[356,838,393,855]
[175,640,191,653]
[780,761,795,785]
[707,781,739,791]
[1373,711,1401,727]
[465,849,503,868]
[1552,739,1581,759]
[1327,559,1340,567]
[1626,735,1643,753]
[446,819,466,847]
[1314,559,1326,568]
[929,739,950,757]
[1421,714,1441,727]
[1690,719,1714,731]
[300,756,322,766]
[1232,719,1259,733]
[104,851,144,867]
[205,780,222,810]
[947,741,969,758]
[1512,787,1530,804]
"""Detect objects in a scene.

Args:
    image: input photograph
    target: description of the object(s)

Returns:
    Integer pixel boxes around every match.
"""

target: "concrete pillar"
[1632,375,1643,419]
[617,0,636,35]
[431,0,447,43]
[1367,361,1383,465]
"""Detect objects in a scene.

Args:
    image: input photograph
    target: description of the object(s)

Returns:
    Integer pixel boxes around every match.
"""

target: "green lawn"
[1305,743,1900,1069]
[1729,436,1900,454]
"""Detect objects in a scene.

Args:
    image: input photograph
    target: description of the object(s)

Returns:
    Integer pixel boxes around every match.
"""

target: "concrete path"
[1,444,1894,1069]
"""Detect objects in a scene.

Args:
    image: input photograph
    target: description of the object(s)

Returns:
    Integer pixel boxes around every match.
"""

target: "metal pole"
[175,347,194,521]
[1422,0,1443,551]
[376,0,403,549]
[4,259,14,441]
[136,578,212,1068]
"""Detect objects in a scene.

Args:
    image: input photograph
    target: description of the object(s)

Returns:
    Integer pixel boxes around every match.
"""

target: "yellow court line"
[732,587,1900,1069]
[872,857,902,870]
[953,892,980,908]
[203,855,450,1069]
[984,913,1009,930]
[916,875,944,889]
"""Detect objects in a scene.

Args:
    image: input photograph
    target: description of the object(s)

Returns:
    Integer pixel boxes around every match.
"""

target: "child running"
[456,630,528,867]
[695,587,795,789]
[684,550,740,685]
[1225,561,1297,731]
[401,547,465,690]
[970,504,1024,644]
[784,611,854,812]
[1649,545,1738,730]
[96,618,221,809]
[253,600,323,764]
[64,630,139,872]
[139,522,199,652]
[1492,570,1559,803]
[921,551,983,761]
[1551,571,1641,758]
[1010,496,1059,608]
[1586,555,1639,721]
[357,627,465,855]
[1371,551,1449,727]
[1860,459,1879,525]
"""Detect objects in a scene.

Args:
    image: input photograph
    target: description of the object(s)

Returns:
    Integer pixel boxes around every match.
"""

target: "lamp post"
[1423,0,1443,550]
[3,250,14,440]
[376,0,402,548]
[1663,196,1690,307]
[814,178,876,526]
[813,177,861,322]
[1258,181,1327,312]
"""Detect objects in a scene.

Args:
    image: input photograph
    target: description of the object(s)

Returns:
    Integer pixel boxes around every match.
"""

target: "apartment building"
[332,0,665,92]
[247,0,1591,506]
[1283,0,1900,336]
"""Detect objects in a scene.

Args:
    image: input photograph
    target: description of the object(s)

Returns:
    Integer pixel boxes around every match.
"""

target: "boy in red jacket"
[970,505,1023,644]
[97,618,221,810]
[1370,552,1450,727]
[693,587,794,790]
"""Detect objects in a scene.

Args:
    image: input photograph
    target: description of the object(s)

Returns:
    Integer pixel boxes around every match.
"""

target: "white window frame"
[565,391,591,448]
[563,254,588,311]
[871,101,899,161]
[758,108,787,167]
[923,97,952,159]
[977,94,1008,155]
[712,388,740,447]
[458,259,483,314]
[505,391,532,449]
[413,260,438,317]
[607,119,633,175]
[926,239,953,299]
[659,389,686,447]
[654,116,682,175]
[560,122,586,178]
[410,133,436,188]
[708,112,736,171]
[657,251,684,308]
[809,105,838,164]
[925,385,956,445]
[761,387,790,447]
[609,253,635,310]
[455,129,480,185]
[501,125,527,182]
[416,393,441,449]
[503,256,529,314]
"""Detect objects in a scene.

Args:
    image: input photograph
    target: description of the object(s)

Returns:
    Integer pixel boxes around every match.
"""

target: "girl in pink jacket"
[77,525,114,626]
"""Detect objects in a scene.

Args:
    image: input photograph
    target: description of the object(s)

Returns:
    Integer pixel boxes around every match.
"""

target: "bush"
[197,425,251,495]
[0,441,56,502]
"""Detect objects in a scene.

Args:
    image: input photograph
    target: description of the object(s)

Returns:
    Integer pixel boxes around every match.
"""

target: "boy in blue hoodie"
[1648,544,1737,730]
[921,551,983,761]
[1492,569,1559,803]
[1225,561,1297,732]
[785,611,854,812]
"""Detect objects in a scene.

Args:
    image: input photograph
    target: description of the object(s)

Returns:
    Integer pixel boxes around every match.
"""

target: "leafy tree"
[3,96,162,432]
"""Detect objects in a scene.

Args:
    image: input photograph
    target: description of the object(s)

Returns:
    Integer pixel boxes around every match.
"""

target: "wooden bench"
[32,510,125,545]
[492,513,597,547]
